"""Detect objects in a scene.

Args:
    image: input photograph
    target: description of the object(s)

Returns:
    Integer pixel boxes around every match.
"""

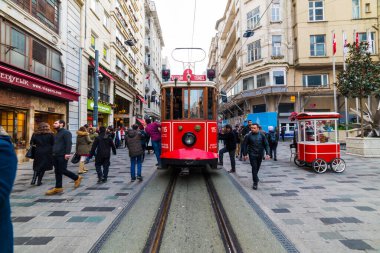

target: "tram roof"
[161,81,217,88]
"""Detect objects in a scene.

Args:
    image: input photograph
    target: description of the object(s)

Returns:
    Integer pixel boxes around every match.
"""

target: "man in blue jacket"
[0,126,17,253]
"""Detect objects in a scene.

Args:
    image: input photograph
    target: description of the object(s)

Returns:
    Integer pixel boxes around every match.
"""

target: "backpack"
[269,132,277,144]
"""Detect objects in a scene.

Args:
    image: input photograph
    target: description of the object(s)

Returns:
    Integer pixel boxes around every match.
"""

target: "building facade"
[209,0,378,133]
[0,0,81,161]
[143,0,164,122]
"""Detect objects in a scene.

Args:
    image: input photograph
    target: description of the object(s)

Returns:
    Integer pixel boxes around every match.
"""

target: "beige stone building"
[209,0,378,134]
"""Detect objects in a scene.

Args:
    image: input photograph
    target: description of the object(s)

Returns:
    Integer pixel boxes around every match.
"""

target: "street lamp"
[243,30,254,38]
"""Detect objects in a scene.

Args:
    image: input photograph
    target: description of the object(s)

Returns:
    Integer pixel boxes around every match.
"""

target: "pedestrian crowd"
[218,121,285,190]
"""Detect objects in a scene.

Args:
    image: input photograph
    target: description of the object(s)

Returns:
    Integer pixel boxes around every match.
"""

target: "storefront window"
[0,108,27,149]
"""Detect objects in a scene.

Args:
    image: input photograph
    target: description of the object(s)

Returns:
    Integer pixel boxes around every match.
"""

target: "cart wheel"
[294,157,306,167]
[330,158,346,173]
[312,158,328,173]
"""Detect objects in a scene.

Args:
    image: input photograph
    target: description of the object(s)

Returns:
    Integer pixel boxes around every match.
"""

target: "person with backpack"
[89,126,117,183]
[267,126,279,161]
[138,124,148,162]
[242,123,270,190]
[125,124,144,182]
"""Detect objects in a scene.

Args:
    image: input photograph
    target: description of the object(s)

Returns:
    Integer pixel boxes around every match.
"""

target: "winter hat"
[268,126,274,131]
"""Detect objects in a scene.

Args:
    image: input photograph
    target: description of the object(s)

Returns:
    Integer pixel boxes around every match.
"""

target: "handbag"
[25,145,35,159]
[71,153,81,164]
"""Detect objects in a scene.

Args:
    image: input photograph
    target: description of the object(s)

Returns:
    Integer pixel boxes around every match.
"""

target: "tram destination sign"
[170,69,206,82]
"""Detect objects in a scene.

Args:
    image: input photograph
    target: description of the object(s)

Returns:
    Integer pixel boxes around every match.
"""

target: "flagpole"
[332,31,337,113]
[343,30,348,137]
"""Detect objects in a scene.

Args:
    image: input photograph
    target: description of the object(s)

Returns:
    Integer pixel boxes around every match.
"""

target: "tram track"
[143,169,242,253]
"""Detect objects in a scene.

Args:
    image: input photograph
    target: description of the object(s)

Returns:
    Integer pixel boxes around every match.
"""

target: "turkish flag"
[333,33,337,55]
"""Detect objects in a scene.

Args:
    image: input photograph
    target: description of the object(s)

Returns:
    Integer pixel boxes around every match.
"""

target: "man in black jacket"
[218,124,237,173]
[89,126,117,183]
[242,123,270,190]
[46,120,82,195]
[239,120,252,160]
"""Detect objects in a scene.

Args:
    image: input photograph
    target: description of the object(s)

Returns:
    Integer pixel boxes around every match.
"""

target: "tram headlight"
[182,132,196,147]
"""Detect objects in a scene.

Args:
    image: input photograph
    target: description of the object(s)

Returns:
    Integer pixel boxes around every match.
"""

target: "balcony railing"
[88,88,110,103]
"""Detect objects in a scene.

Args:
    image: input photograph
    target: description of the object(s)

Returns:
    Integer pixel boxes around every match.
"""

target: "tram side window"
[190,89,204,119]
[165,88,171,120]
[207,88,214,119]
[184,89,189,118]
[173,88,182,119]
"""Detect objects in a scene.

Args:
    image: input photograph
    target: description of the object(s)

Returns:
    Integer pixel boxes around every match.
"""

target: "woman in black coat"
[30,122,54,186]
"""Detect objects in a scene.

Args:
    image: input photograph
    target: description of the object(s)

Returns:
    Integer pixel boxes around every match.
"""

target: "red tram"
[159,69,218,169]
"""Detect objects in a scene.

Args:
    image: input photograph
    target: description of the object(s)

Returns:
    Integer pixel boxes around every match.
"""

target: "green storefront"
[87,99,112,127]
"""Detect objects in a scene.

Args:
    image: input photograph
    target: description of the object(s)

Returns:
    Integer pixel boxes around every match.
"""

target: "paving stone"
[11,202,36,207]
[340,240,374,250]
[354,206,376,211]
[322,198,355,203]
[81,207,115,212]
[34,199,66,203]
[262,180,281,183]
[339,217,362,223]
[270,192,298,197]
[115,193,129,196]
[86,187,110,190]
[320,218,343,225]
[76,192,90,196]
[12,216,35,222]
[362,188,378,191]
[14,237,32,245]
[272,208,290,213]
[85,216,106,223]
[322,207,340,212]
[318,232,345,240]
[67,216,88,222]
[25,237,54,245]
[49,211,70,217]
[282,219,304,225]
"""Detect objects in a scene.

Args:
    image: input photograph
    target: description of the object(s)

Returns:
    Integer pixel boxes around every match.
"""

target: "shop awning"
[90,60,115,81]
[137,95,148,104]
[0,64,79,101]
[137,118,146,125]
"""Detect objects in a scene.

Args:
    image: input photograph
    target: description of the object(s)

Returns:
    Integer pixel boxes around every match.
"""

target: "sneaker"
[274,158,277,161]
[97,178,103,183]
[74,176,83,188]
[252,184,258,190]
[228,170,236,173]
[45,187,63,195]
[131,178,136,182]
[137,176,143,181]
[101,178,107,183]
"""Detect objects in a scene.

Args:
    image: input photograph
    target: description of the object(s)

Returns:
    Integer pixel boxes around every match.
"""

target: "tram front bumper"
[161,148,218,168]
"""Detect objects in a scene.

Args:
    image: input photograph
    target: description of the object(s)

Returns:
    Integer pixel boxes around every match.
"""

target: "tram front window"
[173,88,182,119]
[189,89,204,119]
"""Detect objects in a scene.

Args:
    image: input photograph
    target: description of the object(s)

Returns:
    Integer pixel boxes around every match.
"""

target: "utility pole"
[93,50,99,128]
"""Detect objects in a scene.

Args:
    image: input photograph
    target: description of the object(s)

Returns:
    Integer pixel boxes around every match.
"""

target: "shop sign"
[0,65,79,101]
[87,99,112,114]
[290,96,296,102]
[114,114,129,118]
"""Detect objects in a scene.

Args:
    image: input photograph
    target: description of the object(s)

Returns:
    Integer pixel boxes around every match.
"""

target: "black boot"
[31,171,37,185]
[36,171,44,186]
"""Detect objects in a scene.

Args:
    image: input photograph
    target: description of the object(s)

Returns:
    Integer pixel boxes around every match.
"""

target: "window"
[352,0,360,19]
[11,0,60,33]
[309,0,324,21]
[273,71,285,85]
[10,28,26,69]
[243,77,254,90]
[272,35,282,56]
[257,73,269,87]
[247,7,260,29]
[103,12,109,29]
[365,3,370,12]
[207,88,215,120]
[90,0,99,12]
[253,104,266,113]
[310,35,326,56]
[32,40,47,76]
[303,74,328,87]
[91,34,96,49]
[248,40,261,63]
[189,89,204,119]
[358,32,376,54]
[51,52,62,82]
[271,3,280,21]
[103,46,109,61]
[0,109,27,149]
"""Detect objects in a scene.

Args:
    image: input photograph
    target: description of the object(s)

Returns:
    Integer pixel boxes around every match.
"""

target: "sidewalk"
[221,141,380,252]
[11,148,158,253]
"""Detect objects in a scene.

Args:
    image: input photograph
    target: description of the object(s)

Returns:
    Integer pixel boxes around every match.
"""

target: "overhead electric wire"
[188,0,197,69]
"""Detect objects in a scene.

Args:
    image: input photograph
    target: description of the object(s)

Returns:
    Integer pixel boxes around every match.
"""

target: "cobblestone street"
[10,141,380,252]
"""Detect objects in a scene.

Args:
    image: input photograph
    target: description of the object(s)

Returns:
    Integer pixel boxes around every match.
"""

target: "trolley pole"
[93,50,99,128]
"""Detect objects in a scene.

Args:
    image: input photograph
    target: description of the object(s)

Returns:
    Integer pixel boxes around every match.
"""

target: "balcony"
[87,88,110,103]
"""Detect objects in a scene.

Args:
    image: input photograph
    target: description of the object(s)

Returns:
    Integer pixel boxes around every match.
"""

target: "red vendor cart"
[294,112,346,173]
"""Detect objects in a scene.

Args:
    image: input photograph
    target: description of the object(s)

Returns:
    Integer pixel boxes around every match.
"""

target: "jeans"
[130,155,142,179]
[152,140,161,166]
[269,143,277,160]
[219,147,236,170]
[53,156,79,188]
[95,157,111,179]
[248,154,263,185]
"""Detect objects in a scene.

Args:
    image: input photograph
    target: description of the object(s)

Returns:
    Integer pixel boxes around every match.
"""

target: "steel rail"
[204,171,243,253]
[143,171,178,253]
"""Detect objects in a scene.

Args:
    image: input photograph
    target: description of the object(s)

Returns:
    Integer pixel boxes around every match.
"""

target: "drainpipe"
[78,47,82,128]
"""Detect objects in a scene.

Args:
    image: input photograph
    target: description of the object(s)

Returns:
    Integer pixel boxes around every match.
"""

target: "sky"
[154,0,228,75]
